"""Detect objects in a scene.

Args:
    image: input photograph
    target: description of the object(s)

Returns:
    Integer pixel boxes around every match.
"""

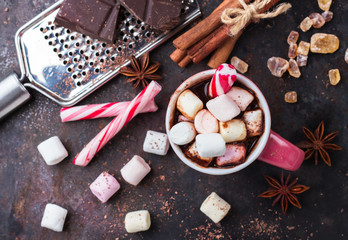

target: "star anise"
[258,172,310,214]
[298,121,342,166]
[119,53,162,89]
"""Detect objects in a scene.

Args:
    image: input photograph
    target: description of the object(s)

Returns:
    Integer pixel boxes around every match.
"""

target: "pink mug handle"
[258,130,305,171]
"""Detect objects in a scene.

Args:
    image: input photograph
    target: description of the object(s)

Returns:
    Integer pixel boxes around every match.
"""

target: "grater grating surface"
[16,0,201,106]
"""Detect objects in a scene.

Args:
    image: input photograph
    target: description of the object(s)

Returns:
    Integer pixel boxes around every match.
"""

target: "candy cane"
[73,81,162,167]
[208,63,237,98]
[60,100,158,122]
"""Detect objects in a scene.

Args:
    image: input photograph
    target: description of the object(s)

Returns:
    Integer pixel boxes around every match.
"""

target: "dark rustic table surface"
[1,0,347,239]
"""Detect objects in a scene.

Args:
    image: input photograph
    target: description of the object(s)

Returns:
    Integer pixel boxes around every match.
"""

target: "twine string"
[221,0,292,35]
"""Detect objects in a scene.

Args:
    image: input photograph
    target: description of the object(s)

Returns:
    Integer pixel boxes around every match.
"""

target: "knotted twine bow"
[221,0,292,35]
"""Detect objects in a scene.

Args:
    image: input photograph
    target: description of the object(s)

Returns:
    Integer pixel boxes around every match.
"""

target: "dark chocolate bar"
[54,0,121,43]
[119,0,182,31]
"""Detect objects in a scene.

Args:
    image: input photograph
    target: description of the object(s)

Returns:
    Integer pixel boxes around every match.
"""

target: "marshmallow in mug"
[143,130,170,156]
[206,94,241,122]
[169,122,196,145]
[37,136,68,165]
[200,192,231,223]
[185,141,214,167]
[219,119,247,143]
[194,109,219,134]
[176,90,203,120]
[41,203,68,232]
[125,210,151,233]
[89,172,120,203]
[196,133,226,158]
[243,109,263,137]
[121,155,151,186]
[216,143,246,167]
[226,86,255,111]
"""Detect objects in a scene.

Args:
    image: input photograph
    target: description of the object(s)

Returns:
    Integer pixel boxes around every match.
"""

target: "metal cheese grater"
[0,0,201,120]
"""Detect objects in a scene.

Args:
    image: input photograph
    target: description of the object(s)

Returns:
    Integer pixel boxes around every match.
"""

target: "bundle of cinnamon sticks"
[170,0,281,69]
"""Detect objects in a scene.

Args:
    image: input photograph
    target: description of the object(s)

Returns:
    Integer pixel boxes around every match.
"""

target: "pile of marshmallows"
[37,64,262,233]
[169,64,263,167]
[37,130,170,233]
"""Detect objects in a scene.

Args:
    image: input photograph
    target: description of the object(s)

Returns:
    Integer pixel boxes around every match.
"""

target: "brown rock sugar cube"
[296,54,308,67]
[287,31,299,45]
[284,91,297,103]
[345,49,348,64]
[329,69,341,85]
[300,17,313,32]
[318,0,332,11]
[230,56,249,73]
[288,59,301,78]
[309,13,325,28]
[267,57,289,77]
[297,41,310,56]
[310,33,339,54]
[288,43,297,59]
[322,11,333,22]
[200,192,231,223]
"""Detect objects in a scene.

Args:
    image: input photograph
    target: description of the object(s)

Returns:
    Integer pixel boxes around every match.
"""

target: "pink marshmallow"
[216,143,246,167]
[194,110,219,134]
[206,94,241,122]
[178,115,193,123]
[121,155,151,186]
[90,172,120,203]
[226,86,255,111]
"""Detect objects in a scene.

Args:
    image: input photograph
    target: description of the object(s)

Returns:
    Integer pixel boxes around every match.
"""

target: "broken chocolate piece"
[55,0,121,43]
[119,0,182,31]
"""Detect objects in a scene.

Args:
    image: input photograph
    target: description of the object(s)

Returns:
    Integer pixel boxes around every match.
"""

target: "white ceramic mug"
[165,69,304,175]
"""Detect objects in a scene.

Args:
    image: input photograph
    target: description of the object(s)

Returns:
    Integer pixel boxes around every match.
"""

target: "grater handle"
[0,72,31,121]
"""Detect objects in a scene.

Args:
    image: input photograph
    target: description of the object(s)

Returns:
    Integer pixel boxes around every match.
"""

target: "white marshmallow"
[143,130,169,156]
[125,210,151,233]
[200,192,231,223]
[194,109,219,134]
[219,119,247,143]
[169,122,196,145]
[185,142,214,167]
[176,90,203,120]
[243,109,263,137]
[206,94,241,122]
[41,203,68,232]
[37,136,68,165]
[226,86,255,111]
[121,155,151,186]
[196,133,226,158]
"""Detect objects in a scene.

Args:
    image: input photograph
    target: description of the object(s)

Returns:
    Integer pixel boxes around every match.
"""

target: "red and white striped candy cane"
[208,63,237,98]
[73,81,162,167]
[60,100,158,122]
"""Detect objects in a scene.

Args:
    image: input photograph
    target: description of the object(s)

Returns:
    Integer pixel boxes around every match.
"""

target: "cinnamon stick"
[170,49,187,63]
[193,0,282,64]
[187,25,225,57]
[207,30,243,69]
[173,0,252,50]
[192,26,229,63]
[178,55,192,68]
